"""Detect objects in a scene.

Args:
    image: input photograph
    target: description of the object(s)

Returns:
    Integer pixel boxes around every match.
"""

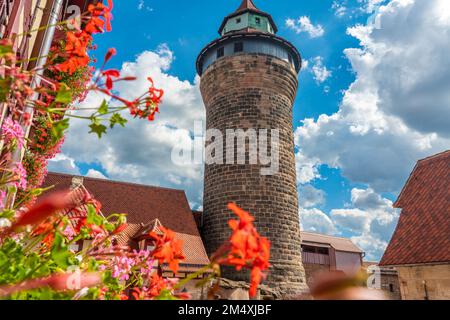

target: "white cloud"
[58,45,205,209]
[310,56,332,84]
[352,233,387,261]
[331,208,369,233]
[296,0,450,194]
[332,1,348,17]
[86,169,108,180]
[328,188,400,260]
[295,152,321,184]
[285,16,325,38]
[331,0,388,18]
[48,154,80,175]
[137,0,153,12]
[299,185,326,208]
[363,0,388,13]
[300,208,338,235]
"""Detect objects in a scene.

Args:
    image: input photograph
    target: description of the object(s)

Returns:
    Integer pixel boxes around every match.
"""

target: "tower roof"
[218,0,278,35]
[236,0,258,12]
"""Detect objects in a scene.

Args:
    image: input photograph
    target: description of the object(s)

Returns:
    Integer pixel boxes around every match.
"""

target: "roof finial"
[237,0,258,12]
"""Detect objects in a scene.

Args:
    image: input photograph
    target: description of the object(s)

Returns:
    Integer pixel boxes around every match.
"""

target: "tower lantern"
[218,0,278,35]
[197,0,308,296]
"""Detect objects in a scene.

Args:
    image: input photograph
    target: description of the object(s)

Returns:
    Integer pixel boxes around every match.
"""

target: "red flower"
[42,232,55,249]
[112,223,128,235]
[149,227,185,274]
[147,77,164,105]
[74,217,87,234]
[11,191,74,229]
[212,203,271,298]
[84,16,106,34]
[104,48,117,63]
[32,222,53,236]
[55,54,90,75]
[73,217,104,236]
[54,1,114,74]
[131,274,190,300]
[87,0,113,33]
[89,224,105,235]
[83,191,102,213]
[148,273,168,298]
[102,69,121,91]
[64,31,91,58]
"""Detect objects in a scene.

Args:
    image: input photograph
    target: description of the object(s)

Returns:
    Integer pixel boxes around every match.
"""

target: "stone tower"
[197,0,308,295]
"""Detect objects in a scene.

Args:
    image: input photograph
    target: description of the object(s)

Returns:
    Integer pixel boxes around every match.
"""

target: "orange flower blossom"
[148,226,185,274]
[212,203,271,297]
[132,274,190,300]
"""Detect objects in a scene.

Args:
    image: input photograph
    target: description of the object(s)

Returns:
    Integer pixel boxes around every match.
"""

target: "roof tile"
[380,151,450,266]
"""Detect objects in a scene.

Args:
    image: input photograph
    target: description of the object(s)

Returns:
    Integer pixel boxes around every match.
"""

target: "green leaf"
[86,205,103,226]
[55,83,73,104]
[51,118,70,143]
[51,233,72,269]
[109,113,128,129]
[0,77,12,102]
[98,100,109,115]
[0,44,13,57]
[103,222,115,233]
[155,289,179,300]
[0,209,14,219]
[89,123,108,139]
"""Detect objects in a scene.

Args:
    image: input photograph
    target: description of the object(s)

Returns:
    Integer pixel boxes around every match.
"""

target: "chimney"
[71,176,84,190]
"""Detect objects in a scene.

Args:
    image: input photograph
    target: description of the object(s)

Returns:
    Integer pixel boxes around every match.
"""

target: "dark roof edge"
[46,172,187,194]
[379,260,450,267]
[196,32,302,75]
[394,150,450,208]
[417,149,450,164]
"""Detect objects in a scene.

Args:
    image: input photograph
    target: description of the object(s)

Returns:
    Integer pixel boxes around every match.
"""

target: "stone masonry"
[200,53,308,295]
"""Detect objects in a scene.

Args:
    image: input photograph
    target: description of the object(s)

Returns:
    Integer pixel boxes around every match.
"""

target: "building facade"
[363,262,401,300]
[380,151,450,300]
[197,0,307,295]
[0,0,94,69]
[43,172,211,300]
[300,232,364,287]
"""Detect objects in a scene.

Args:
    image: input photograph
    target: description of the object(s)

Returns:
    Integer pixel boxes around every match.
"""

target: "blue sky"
[50,0,450,261]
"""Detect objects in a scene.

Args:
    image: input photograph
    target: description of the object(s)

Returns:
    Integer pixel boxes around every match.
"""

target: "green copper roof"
[218,0,278,35]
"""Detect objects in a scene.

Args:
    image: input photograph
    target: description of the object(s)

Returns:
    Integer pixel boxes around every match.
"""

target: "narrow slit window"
[234,42,244,53]
[217,47,224,59]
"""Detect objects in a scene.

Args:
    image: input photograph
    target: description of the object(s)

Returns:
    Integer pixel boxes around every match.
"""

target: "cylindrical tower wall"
[200,53,308,295]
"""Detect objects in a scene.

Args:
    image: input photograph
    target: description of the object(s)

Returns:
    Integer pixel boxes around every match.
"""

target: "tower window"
[217,47,224,59]
[255,17,261,25]
[234,42,244,53]
[236,18,241,24]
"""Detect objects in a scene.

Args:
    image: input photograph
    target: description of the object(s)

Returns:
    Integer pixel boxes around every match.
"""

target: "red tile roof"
[43,172,201,236]
[43,172,210,269]
[380,151,450,266]
[114,223,210,266]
